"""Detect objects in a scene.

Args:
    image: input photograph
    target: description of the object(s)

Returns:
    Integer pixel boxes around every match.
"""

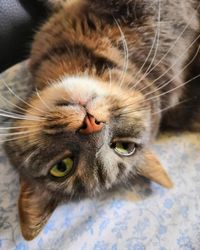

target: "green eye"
[112,141,136,156]
[50,157,74,178]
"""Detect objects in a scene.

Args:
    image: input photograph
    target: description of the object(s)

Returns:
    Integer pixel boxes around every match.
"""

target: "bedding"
[0,62,200,250]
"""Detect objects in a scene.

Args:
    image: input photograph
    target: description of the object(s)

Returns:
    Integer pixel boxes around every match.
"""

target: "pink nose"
[79,114,103,134]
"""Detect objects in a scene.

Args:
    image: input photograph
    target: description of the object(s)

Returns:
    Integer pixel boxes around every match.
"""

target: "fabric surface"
[0,62,200,250]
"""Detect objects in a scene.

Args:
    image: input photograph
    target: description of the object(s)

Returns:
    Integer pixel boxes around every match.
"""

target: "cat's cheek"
[18,179,58,241]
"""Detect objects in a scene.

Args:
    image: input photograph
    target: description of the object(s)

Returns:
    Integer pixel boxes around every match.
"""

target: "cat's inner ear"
[136,150,173,189]
[18,179,57,241]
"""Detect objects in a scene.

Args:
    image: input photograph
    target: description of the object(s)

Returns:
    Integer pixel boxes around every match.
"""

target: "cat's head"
[4,0,173,240]
[5,74,172,240]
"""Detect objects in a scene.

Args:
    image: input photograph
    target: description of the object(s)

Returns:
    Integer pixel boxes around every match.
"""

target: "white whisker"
[132,0,161,89]
[108,67,113,90]
[0,78,45,114]
[36,87,51,110]
[132,4,200,91]
[146,34,200,89]
[0,132,40,144]
[134,0,161,83]
[141,44,200,97]
[0,93,29,115]
[0,112,44,121]
[0,107,43,119]
[114,17,129,87]
[23,147,41,165]
[0,91,45,120]
[0,75,30,88]
[0,129,40,137]
[0,125,39,130]
[145,73,200,104]
[151,98,191,115]
[139,3,200,82]
[141,46,200,97]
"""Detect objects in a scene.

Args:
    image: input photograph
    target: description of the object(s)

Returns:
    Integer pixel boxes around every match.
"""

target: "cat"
[4,0,200,241]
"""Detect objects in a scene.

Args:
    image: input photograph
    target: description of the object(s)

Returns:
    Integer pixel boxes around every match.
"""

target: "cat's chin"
[53,75,108,104]
[28,74,146,116]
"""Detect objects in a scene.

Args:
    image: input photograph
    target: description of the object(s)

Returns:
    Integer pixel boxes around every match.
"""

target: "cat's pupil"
[111,142,130,150]
[122,143,129,150]
[110,142,130,150]
[57,161,67,172]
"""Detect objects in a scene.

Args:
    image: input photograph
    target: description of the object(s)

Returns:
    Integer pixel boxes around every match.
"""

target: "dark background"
[0,0,48,73]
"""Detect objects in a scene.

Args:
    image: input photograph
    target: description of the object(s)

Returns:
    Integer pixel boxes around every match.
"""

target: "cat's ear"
[136,150,173,188]
[18,179,57,241]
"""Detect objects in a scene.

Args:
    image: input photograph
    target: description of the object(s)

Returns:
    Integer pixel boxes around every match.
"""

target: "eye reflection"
[111,141,136,156]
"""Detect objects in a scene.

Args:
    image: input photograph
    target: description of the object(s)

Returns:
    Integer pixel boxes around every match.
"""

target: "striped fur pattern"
[4,0,200,240]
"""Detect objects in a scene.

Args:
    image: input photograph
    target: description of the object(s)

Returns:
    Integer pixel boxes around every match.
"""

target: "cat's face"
[7,76,151,194]
[5,75,172,240]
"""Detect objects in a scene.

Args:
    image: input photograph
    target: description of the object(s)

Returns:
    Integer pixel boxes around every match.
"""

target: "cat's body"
[4,0,200,240]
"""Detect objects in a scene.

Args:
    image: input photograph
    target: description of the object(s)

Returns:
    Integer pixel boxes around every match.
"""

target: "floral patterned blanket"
[0,62,200,250]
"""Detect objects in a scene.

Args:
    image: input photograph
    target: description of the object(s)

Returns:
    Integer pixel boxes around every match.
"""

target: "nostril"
[79,114,104,134]
[95,119,101,125]
[80,123,87,129]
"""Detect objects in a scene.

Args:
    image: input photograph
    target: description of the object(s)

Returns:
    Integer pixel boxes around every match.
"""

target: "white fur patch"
[54,76,107,104]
